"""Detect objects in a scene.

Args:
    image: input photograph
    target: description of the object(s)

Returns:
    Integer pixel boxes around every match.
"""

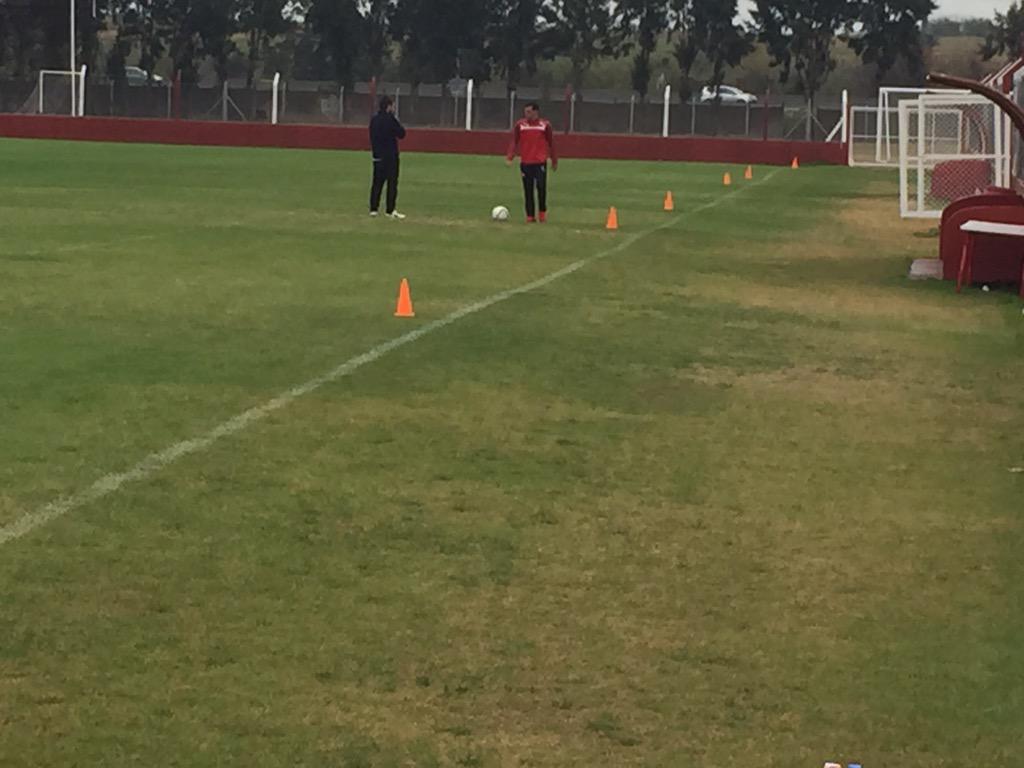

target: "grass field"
[1,138,1022,768]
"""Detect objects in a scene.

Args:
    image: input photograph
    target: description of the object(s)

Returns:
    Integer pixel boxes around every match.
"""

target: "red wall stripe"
[0,115,848,166]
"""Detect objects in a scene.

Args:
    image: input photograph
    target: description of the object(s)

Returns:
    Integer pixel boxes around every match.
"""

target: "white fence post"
[271,72,280,125]
[465,78,474,131]
[78,64,87,116]
[509,90,516,129]
[38,70,44,114]
[629,93,636,134]
[69,0,76,116]
[570,92,577,133]
[662,85,671,137]
[841,89,849,144]
[394,86,400,119]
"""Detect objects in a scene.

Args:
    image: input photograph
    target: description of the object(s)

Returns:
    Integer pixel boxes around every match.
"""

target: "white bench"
[958,219,1024,296]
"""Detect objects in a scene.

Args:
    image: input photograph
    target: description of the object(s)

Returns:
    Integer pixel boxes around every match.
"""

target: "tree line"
[2,0,1022,110]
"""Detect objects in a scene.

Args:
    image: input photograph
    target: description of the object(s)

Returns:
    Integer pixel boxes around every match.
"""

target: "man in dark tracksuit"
[369,96,407,219]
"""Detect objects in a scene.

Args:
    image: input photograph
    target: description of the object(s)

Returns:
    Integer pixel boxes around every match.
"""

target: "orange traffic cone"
[606,207,619,230]
[723,172,732,187]
[791,156,800,169]
[744,165,753,181]
[394,278,415,318]
[663,191,674,212]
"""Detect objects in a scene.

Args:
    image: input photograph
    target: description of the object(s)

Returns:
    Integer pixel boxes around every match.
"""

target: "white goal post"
[38,66,87,116]
[876,86,970,164]
[898,93,1010,219]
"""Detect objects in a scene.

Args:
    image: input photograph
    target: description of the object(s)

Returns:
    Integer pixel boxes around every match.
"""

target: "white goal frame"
[38,66,88,116]
[898,93,1009,219]
[877,86,969,164]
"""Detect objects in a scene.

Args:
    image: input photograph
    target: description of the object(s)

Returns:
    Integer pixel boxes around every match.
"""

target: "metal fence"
[1,76,846,141]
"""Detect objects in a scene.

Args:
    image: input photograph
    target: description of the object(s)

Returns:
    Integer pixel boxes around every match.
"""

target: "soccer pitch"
[1,138,1022,767]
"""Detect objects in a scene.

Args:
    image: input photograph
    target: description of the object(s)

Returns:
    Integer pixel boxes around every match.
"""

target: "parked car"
[699,85,757,104]
[124,66,164,86]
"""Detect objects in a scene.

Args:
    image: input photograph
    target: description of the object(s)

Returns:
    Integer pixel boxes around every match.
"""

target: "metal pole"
[570,92,576,133]
[70,0,76,116]
[745,101,751,137]
[629,94,635,134]
[222,79,228,121]
[509,90,516,130]
[38,70,44,113]
[465,79,474,130]
[690,97,696,134]
[339,86,344,123]
[662,85,671,137]
[394,86,400,119]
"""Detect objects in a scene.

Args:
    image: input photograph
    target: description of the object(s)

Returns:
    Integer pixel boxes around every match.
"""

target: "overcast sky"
[739,0,1015,19]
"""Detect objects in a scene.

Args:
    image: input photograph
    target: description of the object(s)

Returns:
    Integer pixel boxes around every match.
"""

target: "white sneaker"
[387,211,406,220]
[369,211,379,217]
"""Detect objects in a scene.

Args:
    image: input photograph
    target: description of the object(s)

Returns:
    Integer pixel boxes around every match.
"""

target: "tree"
[982,1,1024,60]
[305,0,366,86]
[238,0,289,87]
[754,0,856,139]
[362,0,393,79]
[391,0,490,84]
[486,0,543,92]
[693,0,752,104]
[541,0,626,92]
[622,0,669,98]
[849,0,936,86]
[670,0,699,103]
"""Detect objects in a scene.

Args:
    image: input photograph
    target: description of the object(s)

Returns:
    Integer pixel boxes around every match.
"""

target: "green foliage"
[848,0,936,85]
[391,0,490,84]
[541,0,627,91]
[621,0,670,97]
[754,0,855,104]
[982,0,1024,60]
[304,0,366,86]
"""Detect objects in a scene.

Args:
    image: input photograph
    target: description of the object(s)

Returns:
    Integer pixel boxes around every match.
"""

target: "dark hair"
[379,95,394,112]
[525,101,540,111]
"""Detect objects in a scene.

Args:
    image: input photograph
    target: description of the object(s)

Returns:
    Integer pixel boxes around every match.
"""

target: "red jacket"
[508,118,557,165]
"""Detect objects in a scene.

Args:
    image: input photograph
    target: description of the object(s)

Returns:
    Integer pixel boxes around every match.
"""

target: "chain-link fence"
[1,75,846,141]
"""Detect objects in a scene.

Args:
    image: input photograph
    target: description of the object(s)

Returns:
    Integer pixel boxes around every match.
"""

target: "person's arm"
[392,114,406,140]
[506,122,520,165]
[546,121,558,170]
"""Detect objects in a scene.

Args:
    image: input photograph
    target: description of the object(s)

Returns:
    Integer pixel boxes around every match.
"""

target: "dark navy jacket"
[369,112,406,161]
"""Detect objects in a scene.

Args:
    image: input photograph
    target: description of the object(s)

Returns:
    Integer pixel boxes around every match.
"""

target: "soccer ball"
[491,205,510,222]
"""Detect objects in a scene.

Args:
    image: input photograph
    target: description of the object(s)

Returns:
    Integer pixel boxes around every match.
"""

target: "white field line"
[0,169,780,546]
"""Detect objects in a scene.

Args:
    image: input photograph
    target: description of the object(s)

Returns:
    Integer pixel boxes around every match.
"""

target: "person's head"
[524,102,540,121]
[379,95,394,114]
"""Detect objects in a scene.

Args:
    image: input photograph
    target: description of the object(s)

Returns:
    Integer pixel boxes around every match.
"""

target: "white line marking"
[0,170,779,546]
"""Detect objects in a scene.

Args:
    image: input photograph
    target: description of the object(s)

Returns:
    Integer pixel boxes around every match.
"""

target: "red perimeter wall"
[0,114,847,166]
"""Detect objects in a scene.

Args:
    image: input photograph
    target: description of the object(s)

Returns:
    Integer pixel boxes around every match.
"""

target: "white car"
[124,66,164,86]
[700,85,758,104]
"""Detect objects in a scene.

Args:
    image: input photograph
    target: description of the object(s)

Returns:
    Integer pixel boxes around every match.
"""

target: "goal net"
[899,93,1010,218]
[19,69,87,116]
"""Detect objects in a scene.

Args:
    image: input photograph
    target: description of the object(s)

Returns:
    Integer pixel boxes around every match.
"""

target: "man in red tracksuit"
[506,102,558,223]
